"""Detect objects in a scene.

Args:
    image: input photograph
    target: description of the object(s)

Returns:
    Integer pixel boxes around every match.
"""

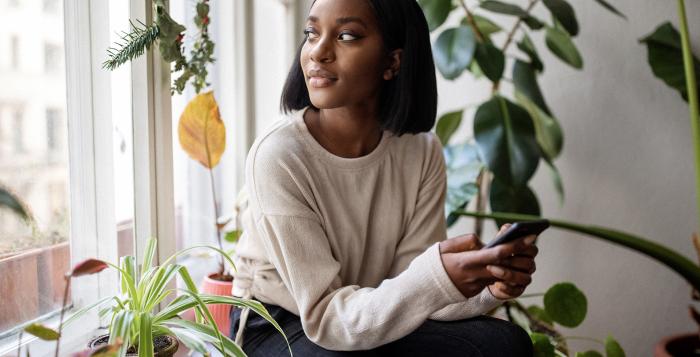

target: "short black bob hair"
[279,0,438,137]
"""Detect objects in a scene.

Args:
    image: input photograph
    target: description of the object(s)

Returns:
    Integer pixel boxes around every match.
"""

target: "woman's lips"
[309,76,337,88]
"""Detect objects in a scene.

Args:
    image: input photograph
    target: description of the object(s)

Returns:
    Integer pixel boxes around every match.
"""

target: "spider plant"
[60,238,290,357]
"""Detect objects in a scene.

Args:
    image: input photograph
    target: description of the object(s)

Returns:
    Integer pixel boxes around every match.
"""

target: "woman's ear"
[383,49,403,80]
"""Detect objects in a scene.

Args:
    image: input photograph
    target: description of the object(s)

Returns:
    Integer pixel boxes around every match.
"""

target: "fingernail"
[525,236,536,245]
[487,265,505,277]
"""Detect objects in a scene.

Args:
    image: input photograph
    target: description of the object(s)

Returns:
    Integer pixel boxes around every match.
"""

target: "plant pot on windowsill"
[88,334,179,357]
[655,333,700,357]
[200,273,234,336]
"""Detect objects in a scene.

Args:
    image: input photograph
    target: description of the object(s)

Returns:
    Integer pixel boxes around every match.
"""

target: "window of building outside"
[0,0,71,337]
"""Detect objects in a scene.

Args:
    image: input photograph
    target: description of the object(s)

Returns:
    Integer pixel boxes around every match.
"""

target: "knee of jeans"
[494,319,533,355]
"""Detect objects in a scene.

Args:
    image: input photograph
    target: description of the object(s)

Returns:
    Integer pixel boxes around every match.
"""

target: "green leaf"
[168,327,210,355]
[24,323,60,341]
[474,42,505,82]
[530,332,556,357]
[138,312,154,357]
[436,111,464,146]
[514,91,563,162]
[480,1,543,30]
[527,305,554,325]
[544,282,587,327]
[545,26,583,69]
[0,186,30,220]
[513,60,551,115]
[575,351,603,357]
[468,60,484,79]
[434,27,477,80]
[461,15,502,37]
[544,158,565,205]
[418,0,452,32]
[517,34,544,72]
[604,335,626,357]
[543,0,579,36]
[225,229,243,243]
[444,143,482,217]
[109,310,135,356]
[489,178,541,226]
[141,237,157,278]
[474,96,541,187]
[591,0,626,19]
[639,22,700,103]
[480,1,528,16]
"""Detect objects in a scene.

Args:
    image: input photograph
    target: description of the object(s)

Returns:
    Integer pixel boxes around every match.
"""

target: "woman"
[230,0,538,355]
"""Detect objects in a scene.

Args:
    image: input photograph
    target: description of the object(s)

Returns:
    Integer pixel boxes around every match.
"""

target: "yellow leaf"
[178,91,226,168]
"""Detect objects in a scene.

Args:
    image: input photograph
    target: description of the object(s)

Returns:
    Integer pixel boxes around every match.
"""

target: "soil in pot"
[89,334,178,357]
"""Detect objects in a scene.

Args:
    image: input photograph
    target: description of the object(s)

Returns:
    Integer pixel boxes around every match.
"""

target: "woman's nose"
[309,36,335,63]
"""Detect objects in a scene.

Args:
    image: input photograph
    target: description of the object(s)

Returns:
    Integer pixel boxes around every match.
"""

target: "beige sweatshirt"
[231,107,501,351]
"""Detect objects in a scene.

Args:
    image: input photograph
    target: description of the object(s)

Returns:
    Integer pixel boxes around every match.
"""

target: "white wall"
[443,1,700,355]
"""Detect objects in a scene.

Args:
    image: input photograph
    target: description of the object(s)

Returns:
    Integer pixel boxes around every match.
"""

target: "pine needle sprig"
[103,20,160,71]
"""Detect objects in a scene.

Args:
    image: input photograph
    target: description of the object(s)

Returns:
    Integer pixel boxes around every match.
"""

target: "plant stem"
[509,299,568,355]
[458,0,485,43]
[55,277,71,357]
[557,336,605,345]
[474,169,486,238]
[517,292,545,299]
[16,330,23,357]
[678,0,700,231]
[208,168,225,275]
[493,0,538,93]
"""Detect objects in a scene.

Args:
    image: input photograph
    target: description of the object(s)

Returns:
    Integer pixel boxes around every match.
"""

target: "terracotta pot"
[655,333,700,356]
[88,334,179,357]
[200,273,234,336]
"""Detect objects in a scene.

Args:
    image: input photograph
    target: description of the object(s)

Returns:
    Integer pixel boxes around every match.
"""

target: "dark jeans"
[230,302,533,357]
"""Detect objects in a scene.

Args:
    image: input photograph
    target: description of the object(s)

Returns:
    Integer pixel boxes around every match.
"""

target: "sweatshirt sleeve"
[246,138,468,351]
[386,133,502,321]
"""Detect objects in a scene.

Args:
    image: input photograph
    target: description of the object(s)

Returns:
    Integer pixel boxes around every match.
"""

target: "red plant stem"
[55,277,71,357]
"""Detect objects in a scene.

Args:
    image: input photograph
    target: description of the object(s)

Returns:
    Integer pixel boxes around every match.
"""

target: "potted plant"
[19,238,289,357]
[104,0,241,333]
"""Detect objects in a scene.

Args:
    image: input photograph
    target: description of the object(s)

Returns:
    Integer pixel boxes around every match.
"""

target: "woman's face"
[301,0,394,110]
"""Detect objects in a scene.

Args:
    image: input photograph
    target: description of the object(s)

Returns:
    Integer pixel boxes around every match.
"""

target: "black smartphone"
[483,220,550,249]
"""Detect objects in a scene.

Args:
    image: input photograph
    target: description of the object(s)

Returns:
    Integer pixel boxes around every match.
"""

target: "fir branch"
[103,20,160,71]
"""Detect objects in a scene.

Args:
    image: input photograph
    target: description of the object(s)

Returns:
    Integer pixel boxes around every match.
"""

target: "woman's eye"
[338,32,358,41]
[303,28,318,40]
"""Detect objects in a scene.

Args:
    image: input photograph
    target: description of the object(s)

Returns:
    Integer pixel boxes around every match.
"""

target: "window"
[42,0,59,13]
[46,108,61,151]
[44,43,62,73]
[10,36,19,71]
[12,108,24,154]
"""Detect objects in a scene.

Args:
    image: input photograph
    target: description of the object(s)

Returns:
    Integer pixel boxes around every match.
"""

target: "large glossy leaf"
[434,27,476,80]
[418,0,452,32]
[530,332,556,357]
[0,186,30,220]
[514,90,563,162]
[435,110,463,146]
[544,282,587,327]
[443,143,482,218]
[489,178,540,226]
[474,96,541,187]
[640,22,700,103]
[178,91,226,169]
[604,335,626,357]
[461,15,502,38]
[513,60,551,115]
[456,211,700,292]
[545,26,583,69]
[517,34,544,72]
[592,0,626,19]
[474,42,505,83]
[480,1,543,30]
[542,0,578,36]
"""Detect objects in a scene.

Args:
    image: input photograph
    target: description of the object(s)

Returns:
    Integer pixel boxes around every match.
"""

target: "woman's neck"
[303,106,383,159]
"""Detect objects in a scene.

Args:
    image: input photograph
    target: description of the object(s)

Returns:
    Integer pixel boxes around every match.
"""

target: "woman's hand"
[439,224,538,300]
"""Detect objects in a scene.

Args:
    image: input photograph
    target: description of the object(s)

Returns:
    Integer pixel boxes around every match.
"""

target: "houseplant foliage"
[20,238,289,357]
[0,184,31,221]
[454,1,700,355]
[418,0,626,235]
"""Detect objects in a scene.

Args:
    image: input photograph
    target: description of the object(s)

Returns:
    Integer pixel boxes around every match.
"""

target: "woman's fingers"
[499,256,536,274]
[440,233,483,254]
[486,265,533,286]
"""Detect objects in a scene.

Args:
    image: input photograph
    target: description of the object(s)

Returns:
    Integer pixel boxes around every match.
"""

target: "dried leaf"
[69,259,109,277]
[178,91,226,169]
